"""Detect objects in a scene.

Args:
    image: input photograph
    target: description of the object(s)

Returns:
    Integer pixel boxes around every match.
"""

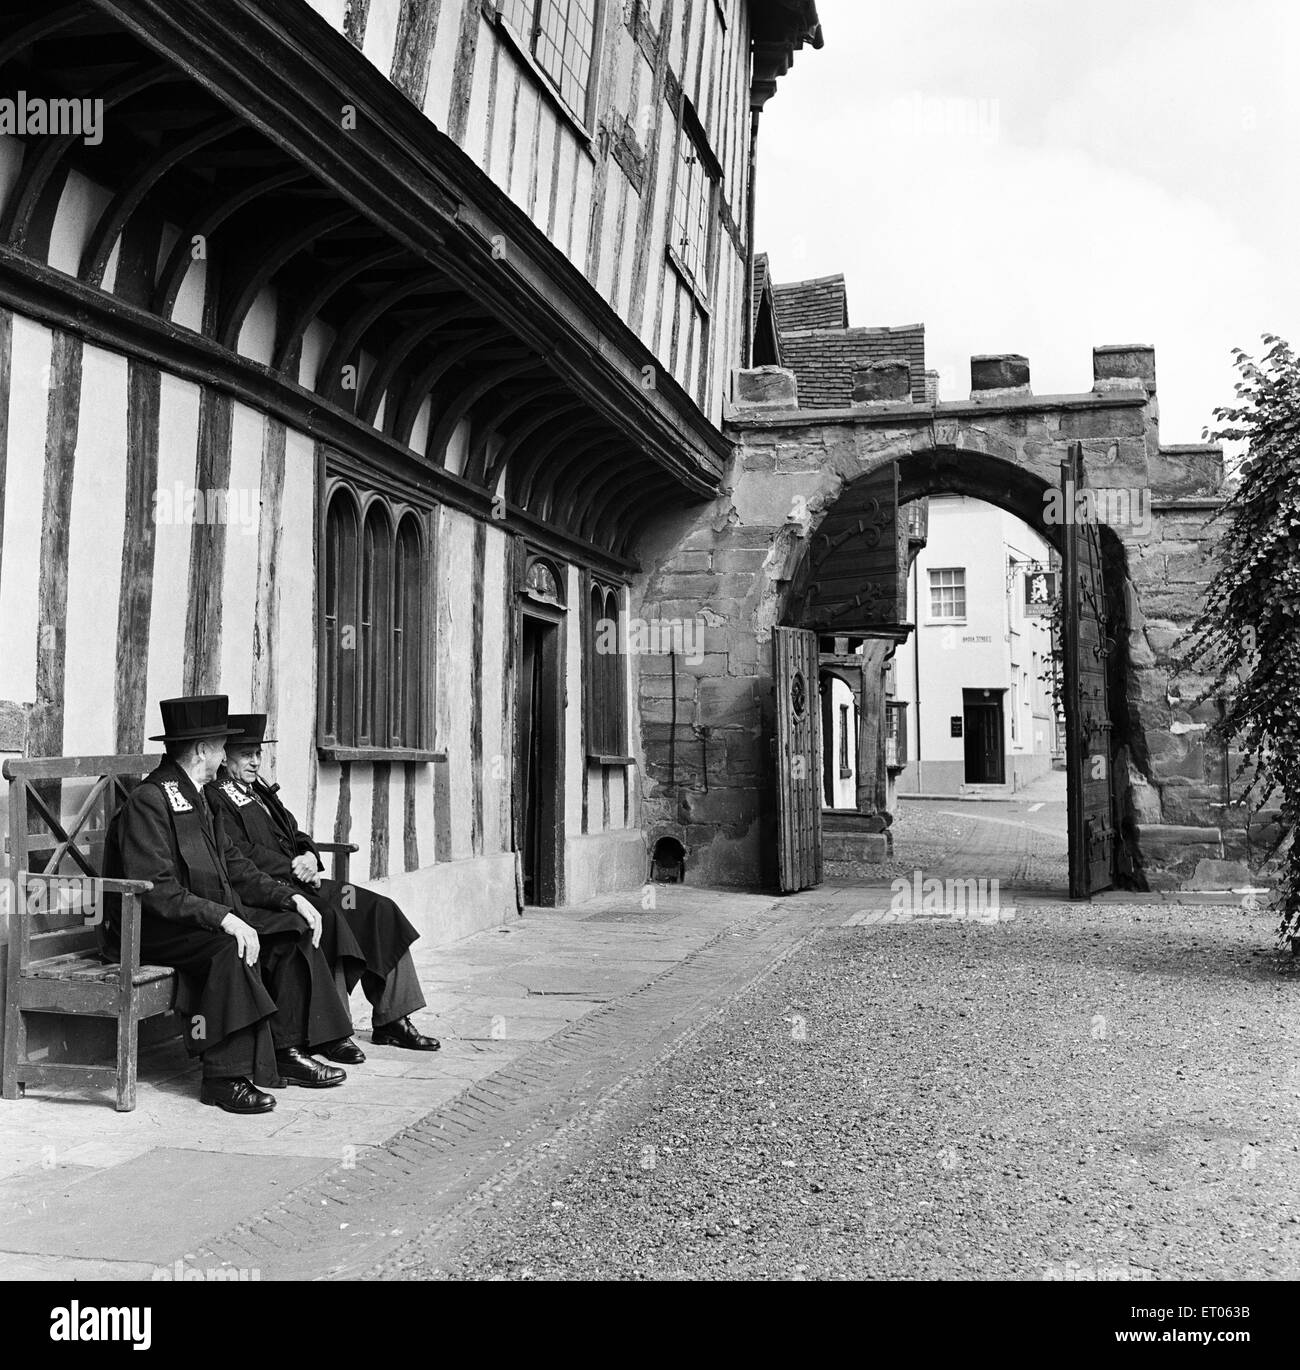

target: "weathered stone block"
[638,676,680,701]
[851,360,912,405]
[733,366,798,408]
[642,724,702,749]
[675,788,760,828]
[678,652,731,677]
[0,700,26,752]
[1093,344,1156,392]
[1124,770,1163,823]
[1187,858,1251,890]
[1164,547,1212,583]
[1058,405,1147,439]
[1158,781,1224,827]
[1149,444,1224,497]
[971,354,1030,392]
[1136,822,1222,861]
[637,693,680,724]
[663,549,712,573]
[699,677,761,728]
[824,832,889,863]
[1142,621,1182,656]
[649,572,717,599]
[712,547,770,574]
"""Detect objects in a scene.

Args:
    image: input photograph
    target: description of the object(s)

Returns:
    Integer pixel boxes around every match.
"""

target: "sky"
[754,0,1299,446]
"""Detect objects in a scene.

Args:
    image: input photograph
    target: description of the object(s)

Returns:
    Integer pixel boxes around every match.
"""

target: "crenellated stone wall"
[630,346,1247,892]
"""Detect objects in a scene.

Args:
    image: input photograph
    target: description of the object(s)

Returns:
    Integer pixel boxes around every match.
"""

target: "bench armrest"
[312,841,358,884]
[21,872,154,895]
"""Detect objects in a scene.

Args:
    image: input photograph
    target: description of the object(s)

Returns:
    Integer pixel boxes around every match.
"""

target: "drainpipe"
[742,108,761,368]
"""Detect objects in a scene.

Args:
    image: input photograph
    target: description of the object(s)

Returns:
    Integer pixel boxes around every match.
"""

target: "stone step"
[823,832,889,863]
[822,810,890,834]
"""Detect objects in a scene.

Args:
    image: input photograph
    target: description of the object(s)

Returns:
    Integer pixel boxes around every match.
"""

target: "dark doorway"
[963,689,1006,784]
[517,609,563,905]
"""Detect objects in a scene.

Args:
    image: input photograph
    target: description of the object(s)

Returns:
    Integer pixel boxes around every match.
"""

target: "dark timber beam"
[271,244,406,375]
[357,301,480,425]
[530,434,621,522]
[510,414,610,510]
[215,207,357,349]
[1,67,179,252]
[82,0,730,496]
[315,270,446,406]
[390,327,516,448]
[423,359,544,467]
[153,168,309,317]
[461,382,556,487]
[79,116,243,286]
[0,244,638,575]
[482,398,586,495]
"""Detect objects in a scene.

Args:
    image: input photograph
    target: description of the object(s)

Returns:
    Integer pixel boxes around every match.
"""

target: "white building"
[892,496,1061,795]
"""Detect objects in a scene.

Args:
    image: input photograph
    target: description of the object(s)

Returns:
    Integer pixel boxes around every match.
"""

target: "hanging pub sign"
[1024,568,1059,614]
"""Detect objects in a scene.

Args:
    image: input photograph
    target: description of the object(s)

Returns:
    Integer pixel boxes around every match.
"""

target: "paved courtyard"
[1,795,1293,1282]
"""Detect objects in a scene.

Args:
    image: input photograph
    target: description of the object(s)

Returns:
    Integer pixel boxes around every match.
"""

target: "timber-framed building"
[0,0,823,965]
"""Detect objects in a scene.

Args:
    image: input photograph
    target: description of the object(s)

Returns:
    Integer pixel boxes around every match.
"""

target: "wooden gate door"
[774,626,823,893]
[1061,441,1116,897]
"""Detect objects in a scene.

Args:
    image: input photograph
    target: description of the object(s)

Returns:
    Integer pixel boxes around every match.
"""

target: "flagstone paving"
[0,885,796,1278]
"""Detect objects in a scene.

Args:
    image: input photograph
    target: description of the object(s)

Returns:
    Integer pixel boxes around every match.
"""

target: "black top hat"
[148,695,244,744]
[225,713,277,746]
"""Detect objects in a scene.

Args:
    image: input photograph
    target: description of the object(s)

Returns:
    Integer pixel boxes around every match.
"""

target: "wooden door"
[962,696,1005,784]
[516,611,563,906]
[774,626,823,892]
[1061,441,1116,897]
[790,460,908,634]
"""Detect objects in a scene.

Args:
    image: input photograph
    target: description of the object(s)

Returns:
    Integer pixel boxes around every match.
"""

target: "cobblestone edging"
[183,897,844,1280]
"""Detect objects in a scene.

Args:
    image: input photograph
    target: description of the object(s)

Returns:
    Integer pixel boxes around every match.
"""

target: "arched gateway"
[634,346,1241,897]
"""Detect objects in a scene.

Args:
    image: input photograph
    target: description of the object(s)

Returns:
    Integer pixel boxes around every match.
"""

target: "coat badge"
[221,781,253,807]
[162,780,193,813]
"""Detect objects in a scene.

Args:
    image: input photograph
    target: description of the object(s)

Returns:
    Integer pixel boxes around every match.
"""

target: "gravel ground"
[409,898,1299,1281]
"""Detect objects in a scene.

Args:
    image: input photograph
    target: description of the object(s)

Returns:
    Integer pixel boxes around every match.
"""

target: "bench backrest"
[3,754,160,959]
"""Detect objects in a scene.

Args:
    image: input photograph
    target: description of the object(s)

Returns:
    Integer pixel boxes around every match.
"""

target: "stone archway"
[633,349,1238,893]
[782,440,1127,893]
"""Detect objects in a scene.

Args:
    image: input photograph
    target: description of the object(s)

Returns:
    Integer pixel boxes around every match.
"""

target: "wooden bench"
[2,754,357,1112]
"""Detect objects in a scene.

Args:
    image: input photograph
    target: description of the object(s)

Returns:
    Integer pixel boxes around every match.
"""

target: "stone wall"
[630,346,1245,892]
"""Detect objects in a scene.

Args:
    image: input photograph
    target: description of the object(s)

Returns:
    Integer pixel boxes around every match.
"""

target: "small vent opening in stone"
[651,837,686,884]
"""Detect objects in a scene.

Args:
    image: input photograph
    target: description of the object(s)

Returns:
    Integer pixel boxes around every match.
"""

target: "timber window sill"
[317,746,447,764]
[587,754,635,767]
[666,244,712,314]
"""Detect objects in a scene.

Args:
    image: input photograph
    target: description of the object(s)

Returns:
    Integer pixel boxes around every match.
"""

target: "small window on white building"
[928,567,966,621]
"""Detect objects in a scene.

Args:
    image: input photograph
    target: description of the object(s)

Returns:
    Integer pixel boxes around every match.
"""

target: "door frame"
[962,688,1006,785]
[514,600,566,907]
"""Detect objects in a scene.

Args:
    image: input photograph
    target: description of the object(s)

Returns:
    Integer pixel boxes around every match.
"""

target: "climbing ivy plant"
[1181,336,1300,949]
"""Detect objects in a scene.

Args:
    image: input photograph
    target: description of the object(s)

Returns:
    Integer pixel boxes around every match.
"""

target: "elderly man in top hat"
[103,695,355,1113]
[207,713,438,1059]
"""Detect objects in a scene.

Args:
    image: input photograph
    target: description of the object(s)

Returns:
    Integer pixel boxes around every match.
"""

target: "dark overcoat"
[103,760,351,1064]
[207,772,419,990]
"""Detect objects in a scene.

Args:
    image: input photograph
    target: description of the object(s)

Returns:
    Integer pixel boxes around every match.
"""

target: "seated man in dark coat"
[206,713,439,1060]
[104,695,354,1113]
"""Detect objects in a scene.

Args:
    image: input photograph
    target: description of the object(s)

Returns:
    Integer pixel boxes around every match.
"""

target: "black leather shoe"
[318,1036,366,1065]
[200,1077,276,1114]
[372,1016,440,1051]
[275,1046,346,1088]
